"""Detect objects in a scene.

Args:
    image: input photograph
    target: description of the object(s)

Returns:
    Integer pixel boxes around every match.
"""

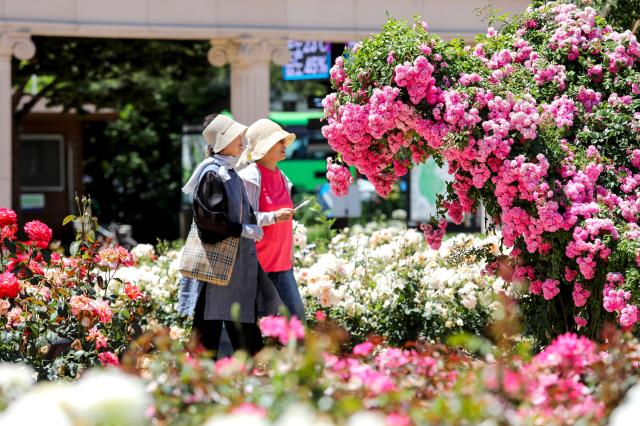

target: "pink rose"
[386,413,411,426]
[575,316,587,328]
[258,315,305,345]
[24,220,52,249]
[353,341,375,356]
[0,299,10,315]
[230,403,267,417]
[98,351,119,366]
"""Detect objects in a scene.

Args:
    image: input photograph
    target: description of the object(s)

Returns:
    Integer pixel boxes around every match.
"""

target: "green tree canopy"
[13,38,230,242]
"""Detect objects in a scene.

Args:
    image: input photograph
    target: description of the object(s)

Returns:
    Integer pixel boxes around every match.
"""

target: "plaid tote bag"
[179,223,239,286]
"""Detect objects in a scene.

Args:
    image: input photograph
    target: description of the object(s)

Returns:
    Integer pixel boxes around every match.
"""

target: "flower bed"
[297,226,510,345]
[2,314,639,426]
[0,205,153,379]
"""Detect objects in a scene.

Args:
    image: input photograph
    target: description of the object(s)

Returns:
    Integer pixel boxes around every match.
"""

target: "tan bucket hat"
[238,119,296,166]
[203,115,248,154]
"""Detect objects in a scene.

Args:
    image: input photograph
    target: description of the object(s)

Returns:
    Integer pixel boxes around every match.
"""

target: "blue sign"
[282,40,331,81]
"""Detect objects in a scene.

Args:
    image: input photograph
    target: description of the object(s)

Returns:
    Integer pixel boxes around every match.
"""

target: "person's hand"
[274,208,294,223]
[241,224,264,241]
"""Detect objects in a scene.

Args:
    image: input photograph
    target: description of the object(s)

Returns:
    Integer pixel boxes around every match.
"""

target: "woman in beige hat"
[238,119,305,321]
[180,114,282,356]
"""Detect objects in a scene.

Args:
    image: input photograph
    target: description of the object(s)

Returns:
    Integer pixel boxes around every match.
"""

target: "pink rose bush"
[258,315,305,346]
[322,1,640,341]
[0,203,151,379]
[325,157,353,196]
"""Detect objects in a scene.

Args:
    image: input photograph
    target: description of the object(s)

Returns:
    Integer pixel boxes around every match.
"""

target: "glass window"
[20,135,65,191]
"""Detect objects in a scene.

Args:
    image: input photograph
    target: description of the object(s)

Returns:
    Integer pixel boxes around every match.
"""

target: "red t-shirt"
[255,164,293,272]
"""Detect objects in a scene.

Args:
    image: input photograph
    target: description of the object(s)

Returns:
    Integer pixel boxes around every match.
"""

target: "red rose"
[0,224,18,241]
[124,282,142,300]
[98,351,120,366]
[0,208,17,227]
[0,271,20,298]
[24,220,52,249]
[28,260,45,276]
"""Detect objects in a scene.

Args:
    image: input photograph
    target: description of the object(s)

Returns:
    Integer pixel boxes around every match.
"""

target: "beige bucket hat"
[203,114,248,153]
[238,119,296,166]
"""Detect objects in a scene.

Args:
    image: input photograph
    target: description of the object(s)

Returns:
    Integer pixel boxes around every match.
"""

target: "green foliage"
[13,38,230,242]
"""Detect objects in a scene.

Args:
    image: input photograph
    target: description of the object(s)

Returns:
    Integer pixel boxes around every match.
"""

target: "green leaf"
[62,215,76,226]
[4,239,16,255]
[70,241,81,257]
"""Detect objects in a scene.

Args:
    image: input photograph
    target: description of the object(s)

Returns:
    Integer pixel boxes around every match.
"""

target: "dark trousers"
[192,286,264,356]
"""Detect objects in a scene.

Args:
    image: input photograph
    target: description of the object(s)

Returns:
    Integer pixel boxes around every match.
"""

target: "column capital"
[208,36,290,68]
[0,31,36,60]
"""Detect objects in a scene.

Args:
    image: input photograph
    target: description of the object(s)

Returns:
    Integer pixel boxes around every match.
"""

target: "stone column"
[0,31,35,208]
[208,36,290,125]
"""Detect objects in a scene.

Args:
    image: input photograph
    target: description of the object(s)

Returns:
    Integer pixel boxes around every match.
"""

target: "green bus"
[268,111,333,193]
[217,110,332,193]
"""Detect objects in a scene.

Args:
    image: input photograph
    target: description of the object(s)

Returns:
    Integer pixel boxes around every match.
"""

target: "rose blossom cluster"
[325,157,353,197]
[419,219,447,250]
[96,246,134,269]
[0,207,18,241]
[322,2,640,334]
[69,294,114,326]
[322,41,452,196]
[0,210,148,375]
[0,210,53,280]
[503,333,604,423]
[258,315,305,346]
[323,340,458,400]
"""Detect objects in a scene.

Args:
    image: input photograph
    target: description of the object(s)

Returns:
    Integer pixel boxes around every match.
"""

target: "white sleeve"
[256,211,277,227]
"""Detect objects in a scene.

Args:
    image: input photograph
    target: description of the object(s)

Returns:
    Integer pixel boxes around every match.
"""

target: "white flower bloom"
[347,411,386,426]
[205,414,269,426]
[0,382,72,426]
[461,295,477,310]
[131,243,156,262]
[610,384,640,426]
[0,363,35,403]
[65,369,151,426]
[275,403,335,426]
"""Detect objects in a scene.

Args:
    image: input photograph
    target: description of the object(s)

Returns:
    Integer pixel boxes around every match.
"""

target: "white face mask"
[213,154,239,169]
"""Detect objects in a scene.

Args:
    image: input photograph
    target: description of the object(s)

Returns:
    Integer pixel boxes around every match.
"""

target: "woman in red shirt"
[238,119,305,321]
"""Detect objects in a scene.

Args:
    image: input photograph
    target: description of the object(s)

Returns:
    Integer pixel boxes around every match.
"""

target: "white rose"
[64,369,151,425]
[461,295,477,310]
[347,411,386,426]
[205,414,268,426]
[610,384,640,426]
[0,382,72,426]
[0,363,35,402]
